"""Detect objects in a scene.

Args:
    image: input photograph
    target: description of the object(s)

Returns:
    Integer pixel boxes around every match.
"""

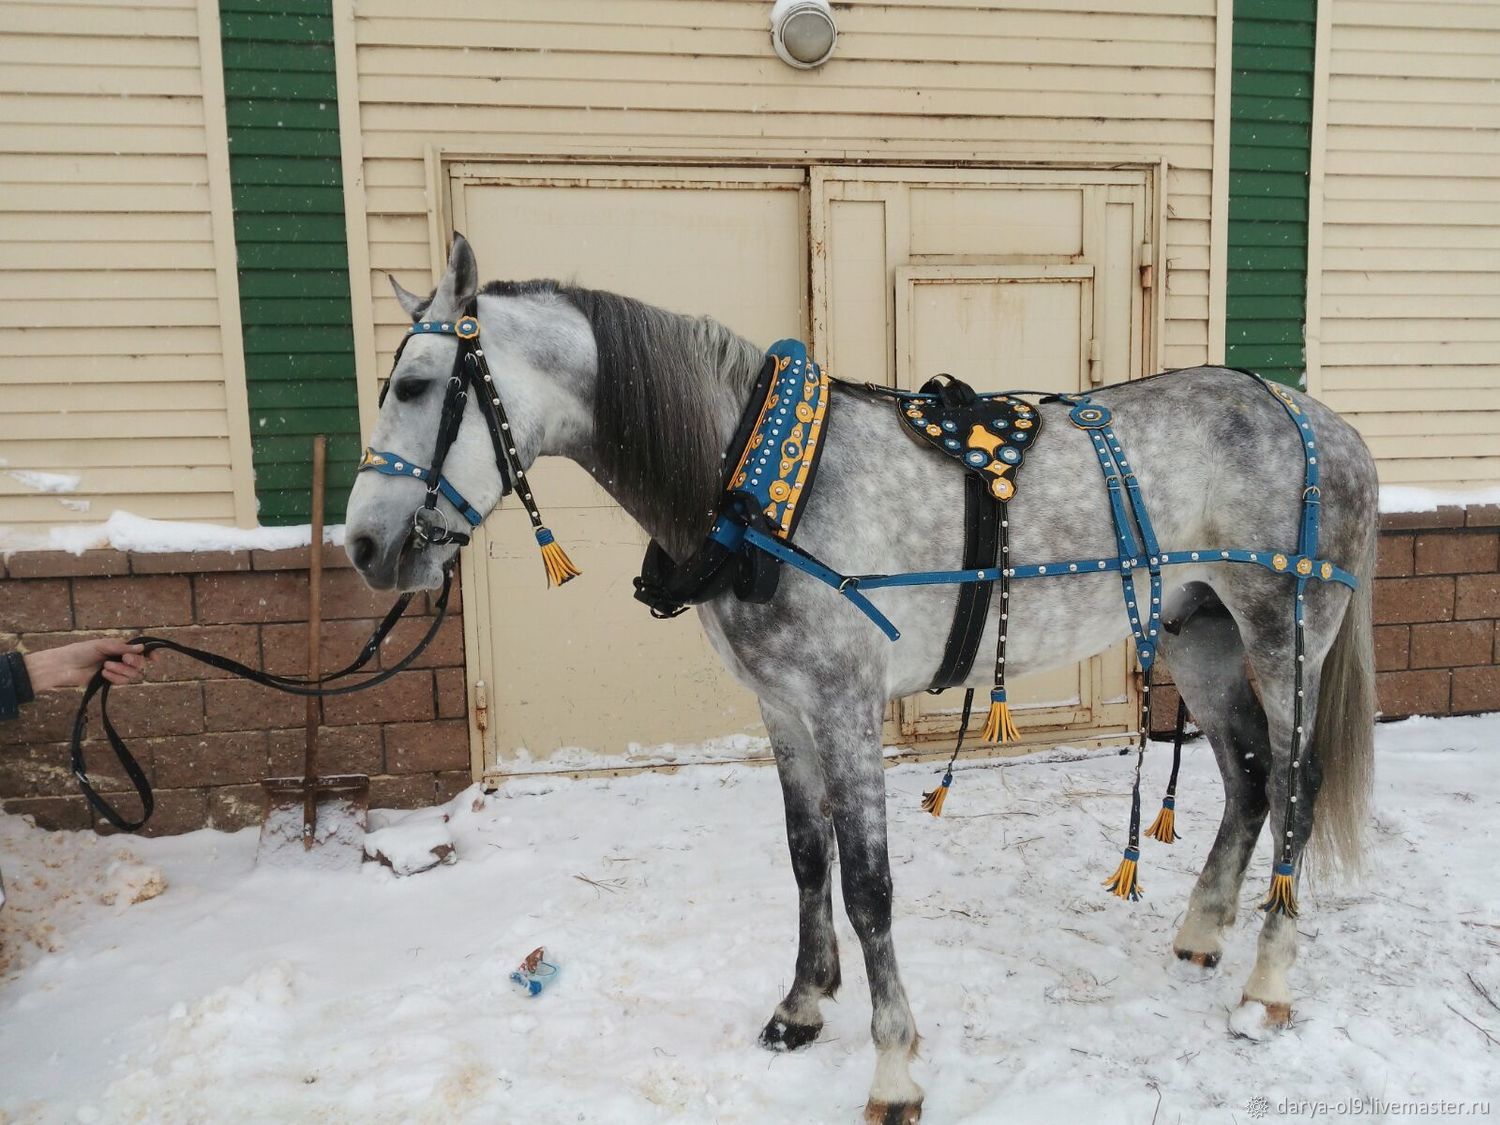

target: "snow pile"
[257,797,368,873]
[1,716,1497,1123]
[0,821,167,978]
[97,858,167,910]
[364,819,456,876]
[0,510,346,557]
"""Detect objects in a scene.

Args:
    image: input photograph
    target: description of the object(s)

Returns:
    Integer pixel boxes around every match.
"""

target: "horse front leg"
[759,703,841,1051]
[811,697,923,1125]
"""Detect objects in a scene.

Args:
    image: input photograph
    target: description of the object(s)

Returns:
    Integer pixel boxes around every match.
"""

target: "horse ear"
[430,232,479,316]
[388,273,432,322]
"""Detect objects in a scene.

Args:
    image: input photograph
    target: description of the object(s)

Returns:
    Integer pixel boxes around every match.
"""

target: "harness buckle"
[838,575,861,593]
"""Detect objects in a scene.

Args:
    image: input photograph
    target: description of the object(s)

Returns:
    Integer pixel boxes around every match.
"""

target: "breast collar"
[631,340,831,617]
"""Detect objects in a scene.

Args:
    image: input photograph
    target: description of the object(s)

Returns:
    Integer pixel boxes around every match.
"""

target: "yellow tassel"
[1260,862,1299,918]
[1103,845,1143,901]
[981,695,1021,743]
[535,528,581,587]
[920,774,951,817]
[1145,796,1179,843]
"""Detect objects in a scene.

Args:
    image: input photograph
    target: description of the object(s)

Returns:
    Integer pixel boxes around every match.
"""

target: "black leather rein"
[70,568,455,832]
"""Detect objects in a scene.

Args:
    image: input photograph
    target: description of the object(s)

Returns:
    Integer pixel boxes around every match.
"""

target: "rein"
[71,570,454,832]
[71,301,581,832]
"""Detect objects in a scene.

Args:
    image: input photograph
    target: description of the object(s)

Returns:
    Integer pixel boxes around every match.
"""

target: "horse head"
[344,234,591,592]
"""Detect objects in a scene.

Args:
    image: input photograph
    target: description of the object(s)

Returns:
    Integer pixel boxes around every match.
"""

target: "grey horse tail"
[1308,517,1378,875]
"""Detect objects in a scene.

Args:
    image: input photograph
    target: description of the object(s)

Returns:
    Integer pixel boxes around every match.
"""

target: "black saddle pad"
[897,378,1042,501]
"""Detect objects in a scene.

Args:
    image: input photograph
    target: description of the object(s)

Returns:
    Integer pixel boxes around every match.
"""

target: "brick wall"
[1144,507,1500,732]
[1,546,471,834]
[1373,506,1500,717]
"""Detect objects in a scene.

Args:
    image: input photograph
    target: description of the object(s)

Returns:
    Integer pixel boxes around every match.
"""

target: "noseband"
[360,302,579,585]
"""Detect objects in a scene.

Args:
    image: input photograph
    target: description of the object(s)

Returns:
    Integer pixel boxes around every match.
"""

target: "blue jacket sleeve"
[0,650,36,722]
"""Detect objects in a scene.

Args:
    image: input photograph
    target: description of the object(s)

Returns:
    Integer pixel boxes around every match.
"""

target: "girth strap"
[930,447,1003,691]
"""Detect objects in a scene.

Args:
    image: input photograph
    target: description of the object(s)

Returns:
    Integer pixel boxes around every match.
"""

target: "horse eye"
[394,379,429,403]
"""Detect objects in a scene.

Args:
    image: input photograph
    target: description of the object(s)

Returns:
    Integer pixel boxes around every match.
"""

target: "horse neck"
[564,288,766,559]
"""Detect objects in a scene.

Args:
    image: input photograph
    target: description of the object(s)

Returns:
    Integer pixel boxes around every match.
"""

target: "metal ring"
[412,505,453,547]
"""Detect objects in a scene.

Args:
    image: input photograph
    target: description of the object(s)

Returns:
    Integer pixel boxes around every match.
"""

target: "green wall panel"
[1225,0,1318,388]
[221,0,358,523]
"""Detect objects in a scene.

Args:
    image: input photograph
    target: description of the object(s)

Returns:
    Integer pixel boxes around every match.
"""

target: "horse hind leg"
[758,704,842,1052]
[1235,640,1336,1035]
[1219,563,1366,1035]
[1159,591,1271,971]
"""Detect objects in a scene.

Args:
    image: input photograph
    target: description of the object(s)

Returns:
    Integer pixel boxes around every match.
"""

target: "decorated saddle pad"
[897,384,1042,501]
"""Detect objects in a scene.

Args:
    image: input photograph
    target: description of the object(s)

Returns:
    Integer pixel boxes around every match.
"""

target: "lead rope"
[71,564,456,832]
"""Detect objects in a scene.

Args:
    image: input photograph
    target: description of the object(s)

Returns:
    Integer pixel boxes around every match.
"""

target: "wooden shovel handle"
[303,435,327,845]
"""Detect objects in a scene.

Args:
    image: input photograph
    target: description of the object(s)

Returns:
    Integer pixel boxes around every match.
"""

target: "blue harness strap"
[1063,399,1164,673]
[712,517,902,640]
[664,345,1355,665]
[357,448,484,527]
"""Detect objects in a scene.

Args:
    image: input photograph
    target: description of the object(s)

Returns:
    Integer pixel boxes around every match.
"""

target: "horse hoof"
[1229,996,1294,1039]
[759,1015,821,1052]
[864,1100,922,1125]
[1260,1000,1294,1028]
[1173,947,1221,970]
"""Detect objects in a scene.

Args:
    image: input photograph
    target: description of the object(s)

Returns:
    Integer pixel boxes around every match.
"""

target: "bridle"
[357,300,578,586]
[69,301,579,832]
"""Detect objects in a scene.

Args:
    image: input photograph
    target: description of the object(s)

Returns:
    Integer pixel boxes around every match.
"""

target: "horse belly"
[997,571,1140,685]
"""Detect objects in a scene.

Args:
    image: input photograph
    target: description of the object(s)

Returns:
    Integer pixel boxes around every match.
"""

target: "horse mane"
[480,279,765,554]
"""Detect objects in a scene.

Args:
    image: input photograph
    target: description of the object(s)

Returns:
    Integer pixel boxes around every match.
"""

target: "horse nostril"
[351,534,378,571]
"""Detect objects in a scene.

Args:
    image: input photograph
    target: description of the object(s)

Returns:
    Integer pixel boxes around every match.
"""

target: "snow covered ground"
[1,715,1496,1124]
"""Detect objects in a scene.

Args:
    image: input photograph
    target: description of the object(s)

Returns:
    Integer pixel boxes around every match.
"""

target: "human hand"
[24,639,151,691]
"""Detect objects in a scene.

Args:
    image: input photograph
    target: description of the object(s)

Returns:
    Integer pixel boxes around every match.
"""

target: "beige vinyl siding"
[0,0,252,528]
[344,0,1220,376]
[1314,0,1500,487]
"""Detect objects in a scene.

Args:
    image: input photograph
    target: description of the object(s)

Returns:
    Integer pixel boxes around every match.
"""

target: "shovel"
[257,434,370,870]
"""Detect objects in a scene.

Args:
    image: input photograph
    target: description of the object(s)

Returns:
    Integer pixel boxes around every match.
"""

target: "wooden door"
[450,164,807,775]
[811,166,1159,748]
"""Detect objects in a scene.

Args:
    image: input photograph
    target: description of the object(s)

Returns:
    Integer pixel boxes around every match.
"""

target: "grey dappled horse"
[345,237,1377,1124]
